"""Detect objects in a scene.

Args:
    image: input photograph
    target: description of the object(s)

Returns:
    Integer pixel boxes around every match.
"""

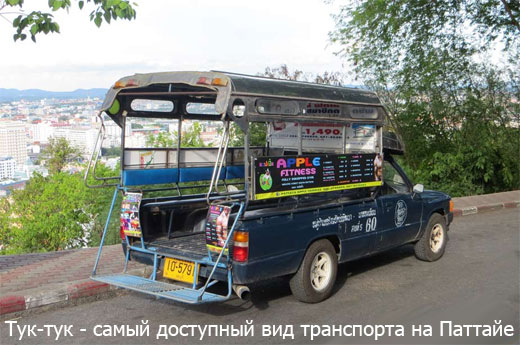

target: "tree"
[0,198,12,254]
[145,123,207,148]
[40,136,82,174]
[1,0,137,42]
[0,162,122,254]
[145,131,174,148]
[181,121,206,148]
[263,64,345,86]
[331,1,519,196]
[3,172,92,253]
[84,162,122,248]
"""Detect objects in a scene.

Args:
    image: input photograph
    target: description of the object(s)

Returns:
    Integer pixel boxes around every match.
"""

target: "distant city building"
[200,130,219,146]
[0,157,16,180]
[31,122,54,143]
[53,127,99,154]
[0,179,27,198]
[0,122,28,166]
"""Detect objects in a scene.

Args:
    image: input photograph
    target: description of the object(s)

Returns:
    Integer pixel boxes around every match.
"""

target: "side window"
[382,161,410,194]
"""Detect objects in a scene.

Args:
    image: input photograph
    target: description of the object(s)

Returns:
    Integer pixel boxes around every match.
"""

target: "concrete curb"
[0,267,150,319]
[1,197,518,318]
[0,280,114,317]
[453,201,520,217]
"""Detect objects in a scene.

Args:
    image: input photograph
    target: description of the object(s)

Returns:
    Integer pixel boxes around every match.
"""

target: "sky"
[1,0,348,91]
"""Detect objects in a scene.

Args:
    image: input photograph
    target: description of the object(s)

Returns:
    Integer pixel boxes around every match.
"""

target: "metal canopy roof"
[101,71,382,110]
[222,71,381,106]
[99,71,386,129]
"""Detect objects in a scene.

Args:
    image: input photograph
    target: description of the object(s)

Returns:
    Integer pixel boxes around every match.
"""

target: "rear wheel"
[289,239,338,303]
[414,213,448,261]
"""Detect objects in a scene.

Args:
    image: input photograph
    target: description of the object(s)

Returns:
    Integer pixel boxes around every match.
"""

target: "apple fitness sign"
[253,153,383,200]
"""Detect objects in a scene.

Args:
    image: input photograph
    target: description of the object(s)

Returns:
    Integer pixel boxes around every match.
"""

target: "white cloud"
[1,0,348,91]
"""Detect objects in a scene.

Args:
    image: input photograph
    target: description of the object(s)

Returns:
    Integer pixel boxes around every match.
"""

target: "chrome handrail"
[84,112,120,188]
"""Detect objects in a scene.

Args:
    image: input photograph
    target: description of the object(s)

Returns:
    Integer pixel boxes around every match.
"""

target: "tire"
[414,213,448,261]
[185,210,207,233]
[289,239,338,303]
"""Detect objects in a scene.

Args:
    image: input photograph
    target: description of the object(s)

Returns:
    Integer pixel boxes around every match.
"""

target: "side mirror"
[413,184,424,194]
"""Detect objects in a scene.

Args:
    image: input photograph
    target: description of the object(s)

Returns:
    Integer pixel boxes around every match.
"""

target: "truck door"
[340,198,380,261]
[375,158,423,250]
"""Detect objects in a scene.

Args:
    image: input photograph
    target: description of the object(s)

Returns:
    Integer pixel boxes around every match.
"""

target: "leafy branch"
[1,0,137,42]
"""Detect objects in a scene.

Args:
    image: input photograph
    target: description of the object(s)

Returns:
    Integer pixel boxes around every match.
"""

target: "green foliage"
[2,172,91,253]
[2,0,137,42]
[0,162,122,254]
[230,122,267,147]
[40,136,82,174]
[181,122,206,148]
[263,64,345,86]
[0,198,12,254]
[331,0,519,197]
[84,163,122,247]
[145,131,174,148]
[145,122,206,148]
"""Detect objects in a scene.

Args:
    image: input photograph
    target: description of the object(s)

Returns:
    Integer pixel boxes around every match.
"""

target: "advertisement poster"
[205,205,231,253]
[139,151,154,168]
[269,122,377,151]
[254,153,383,200]
[120,192,142,237]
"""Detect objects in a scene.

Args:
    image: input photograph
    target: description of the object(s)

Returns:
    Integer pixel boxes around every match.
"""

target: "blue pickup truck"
[87,71,453,304]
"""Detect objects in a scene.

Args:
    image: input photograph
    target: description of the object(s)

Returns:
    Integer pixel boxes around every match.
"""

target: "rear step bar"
[91,186,245,305]
[92,274,228,304]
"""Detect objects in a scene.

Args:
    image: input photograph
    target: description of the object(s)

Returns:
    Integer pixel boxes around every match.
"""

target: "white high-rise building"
[53,127,100,155]
[0,157,16,180]
[32,122,55,144]
[0,122,27,167]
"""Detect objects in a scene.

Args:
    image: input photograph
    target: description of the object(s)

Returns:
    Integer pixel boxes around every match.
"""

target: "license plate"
[163,257,198,284]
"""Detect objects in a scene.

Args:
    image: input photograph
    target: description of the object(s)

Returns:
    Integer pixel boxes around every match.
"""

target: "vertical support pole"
[176,115,182,195]
[151,252,158,280]
[92,186,119,276]
[167,210,174,239]
[297,122,303,155]
[378,125,383,153]
[342,125,347,154]
[177,115,182,168]
[123,246,130,273]
[207,119,228,203]
[214,121,230,193]
[244,121,250,201]
[192,264,199,289]
[120,114,126,175]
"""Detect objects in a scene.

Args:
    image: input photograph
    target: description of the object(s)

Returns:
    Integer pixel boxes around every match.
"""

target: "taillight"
[196,76,228,86]
[233,231,249,262]
[449,200,454,213]
[197,77,211,85]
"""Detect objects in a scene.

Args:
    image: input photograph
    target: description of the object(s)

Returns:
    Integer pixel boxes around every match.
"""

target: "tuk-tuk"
[86,71,451,304]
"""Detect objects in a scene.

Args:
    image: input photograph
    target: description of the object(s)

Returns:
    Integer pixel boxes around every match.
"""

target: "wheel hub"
[430,224,444,253]
[310,252,332,292]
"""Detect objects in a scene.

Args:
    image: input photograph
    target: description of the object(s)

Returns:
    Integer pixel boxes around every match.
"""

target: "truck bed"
[144,232,209,261]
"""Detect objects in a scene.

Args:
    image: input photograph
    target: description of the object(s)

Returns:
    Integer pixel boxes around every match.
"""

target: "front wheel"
[414,213,448,261]
[289,239,338,303]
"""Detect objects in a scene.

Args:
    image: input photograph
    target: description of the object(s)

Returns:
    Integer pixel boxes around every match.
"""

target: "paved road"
[1,208,519,345]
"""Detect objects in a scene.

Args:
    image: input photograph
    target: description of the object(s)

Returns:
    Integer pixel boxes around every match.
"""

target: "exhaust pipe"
[233,284,251,301]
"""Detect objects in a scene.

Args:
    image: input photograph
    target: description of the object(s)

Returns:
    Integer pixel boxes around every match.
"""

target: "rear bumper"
[122,242,229,281]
